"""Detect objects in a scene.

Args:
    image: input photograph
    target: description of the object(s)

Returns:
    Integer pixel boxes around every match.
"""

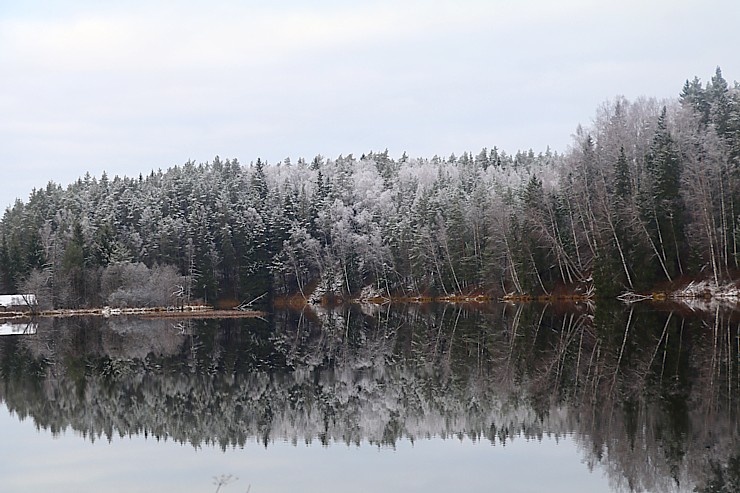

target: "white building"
[0,294,38,310]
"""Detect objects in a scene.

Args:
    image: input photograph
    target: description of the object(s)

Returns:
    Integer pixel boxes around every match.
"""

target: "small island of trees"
[1,68,739,310]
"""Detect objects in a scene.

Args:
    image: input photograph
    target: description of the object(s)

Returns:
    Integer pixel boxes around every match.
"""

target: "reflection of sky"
[0,404,613,493]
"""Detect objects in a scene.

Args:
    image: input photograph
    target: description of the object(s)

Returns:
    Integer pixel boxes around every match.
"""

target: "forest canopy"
[1,68,739,308]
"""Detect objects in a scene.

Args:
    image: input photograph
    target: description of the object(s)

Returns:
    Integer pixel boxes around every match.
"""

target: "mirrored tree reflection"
[0,303,737,492]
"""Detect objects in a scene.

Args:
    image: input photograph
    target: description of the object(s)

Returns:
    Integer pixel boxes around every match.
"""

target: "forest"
[1,68,739,309]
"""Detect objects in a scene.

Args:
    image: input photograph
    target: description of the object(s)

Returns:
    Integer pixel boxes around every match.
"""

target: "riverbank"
[3,278,740,321]
[0,305,266,321]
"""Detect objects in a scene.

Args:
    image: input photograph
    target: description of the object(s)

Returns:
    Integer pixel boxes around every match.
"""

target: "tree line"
[1,68,739,308]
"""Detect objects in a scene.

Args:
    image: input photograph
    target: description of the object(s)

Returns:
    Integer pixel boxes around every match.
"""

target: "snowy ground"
[619,280,740,311]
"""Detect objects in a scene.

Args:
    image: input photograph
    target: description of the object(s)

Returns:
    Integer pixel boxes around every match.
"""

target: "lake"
[0,302,737,492]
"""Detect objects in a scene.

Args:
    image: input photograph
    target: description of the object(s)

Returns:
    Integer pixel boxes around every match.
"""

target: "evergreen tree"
[680,76,710,125]
[0,235,15,292]
[61,222,88,307]
[614,146,632,201]
[709,67,731,138]
[644,107,684,279]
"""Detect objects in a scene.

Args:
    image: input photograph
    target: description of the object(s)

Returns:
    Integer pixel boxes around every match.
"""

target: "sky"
[1,0,739,211]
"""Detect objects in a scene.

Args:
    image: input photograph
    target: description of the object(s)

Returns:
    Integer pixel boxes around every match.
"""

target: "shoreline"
[0,305,266,321]
[3,280,740,321]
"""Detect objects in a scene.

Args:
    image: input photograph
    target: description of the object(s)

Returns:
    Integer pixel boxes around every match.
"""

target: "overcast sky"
[1,0,739,211]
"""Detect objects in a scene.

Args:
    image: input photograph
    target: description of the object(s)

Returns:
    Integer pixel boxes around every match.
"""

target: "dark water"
[0,302,737,492]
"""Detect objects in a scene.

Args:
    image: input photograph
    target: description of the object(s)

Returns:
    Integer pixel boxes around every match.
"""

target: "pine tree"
[680,76,710,125]
[0,235,15,292]
[709,67,731,138]
[614,146,632,201]
[644,107,684,279]
[61,222,88,307]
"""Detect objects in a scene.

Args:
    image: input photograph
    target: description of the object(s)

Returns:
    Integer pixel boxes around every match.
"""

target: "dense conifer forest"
[1,68,739,309]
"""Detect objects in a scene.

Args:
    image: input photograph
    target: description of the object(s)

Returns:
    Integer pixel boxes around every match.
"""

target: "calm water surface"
[0,303,737,492]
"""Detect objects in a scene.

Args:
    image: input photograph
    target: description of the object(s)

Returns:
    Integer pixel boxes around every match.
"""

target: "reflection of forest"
[0,304,737,492]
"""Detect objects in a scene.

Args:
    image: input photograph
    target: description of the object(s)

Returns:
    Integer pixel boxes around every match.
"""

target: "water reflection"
[0,320,37,336]
[0,303,737,492]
